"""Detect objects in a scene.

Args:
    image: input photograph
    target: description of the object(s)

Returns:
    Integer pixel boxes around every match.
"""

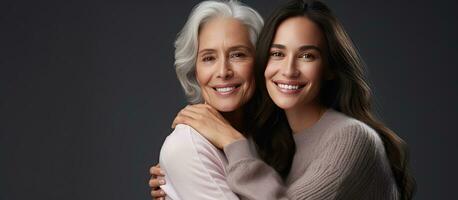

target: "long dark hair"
[252,0,416,199]
[246,91,295,180]
[244,68,296,180]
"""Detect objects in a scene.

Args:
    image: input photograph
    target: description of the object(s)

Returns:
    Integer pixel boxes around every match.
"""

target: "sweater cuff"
[223,139,256,164]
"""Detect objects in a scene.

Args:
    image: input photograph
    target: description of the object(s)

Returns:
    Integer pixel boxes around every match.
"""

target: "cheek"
[233,62,255,99]
[302,63,323,82]
[264,62,276,79]
[234,61,255,82]
[195,64,212,86]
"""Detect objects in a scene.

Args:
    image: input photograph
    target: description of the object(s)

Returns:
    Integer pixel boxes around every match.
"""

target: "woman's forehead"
[273,16,325,49]
[198,17,252,50]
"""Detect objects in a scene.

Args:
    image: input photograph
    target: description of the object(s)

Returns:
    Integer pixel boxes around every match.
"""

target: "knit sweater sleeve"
[223,123,384,200]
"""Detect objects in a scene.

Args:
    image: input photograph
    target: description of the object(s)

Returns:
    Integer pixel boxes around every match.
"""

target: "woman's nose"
[281,56,300,78]
[217,59,234,79]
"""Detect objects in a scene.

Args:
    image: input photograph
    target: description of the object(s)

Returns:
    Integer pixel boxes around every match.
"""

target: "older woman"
[151,1,295,200]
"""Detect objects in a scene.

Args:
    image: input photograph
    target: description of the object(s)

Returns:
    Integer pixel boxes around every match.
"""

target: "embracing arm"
[159,125,240,200]
[223,139,288,200]
[224,124,388,200]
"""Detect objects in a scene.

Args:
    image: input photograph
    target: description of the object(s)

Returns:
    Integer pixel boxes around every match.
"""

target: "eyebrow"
[198,45,252,55]
[198,49,215,55]
[271,44,322,53]
[228,45,252,52]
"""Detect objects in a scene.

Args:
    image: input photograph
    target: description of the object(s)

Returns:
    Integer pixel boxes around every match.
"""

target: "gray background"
[1,0,457,199]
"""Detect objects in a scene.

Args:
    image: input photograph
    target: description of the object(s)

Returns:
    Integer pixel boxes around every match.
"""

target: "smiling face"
[196,17,255,112]
[265,16,327,111]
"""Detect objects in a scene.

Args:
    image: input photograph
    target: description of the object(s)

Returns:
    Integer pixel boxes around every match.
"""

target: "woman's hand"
[172,104,245,149]
[148,164,166,199]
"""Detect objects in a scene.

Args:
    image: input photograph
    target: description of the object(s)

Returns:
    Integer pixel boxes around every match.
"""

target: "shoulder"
[163,124,198,141]
[307,111,398,191]
[160,124,220,164]
[159,125,236,200]
[318,111,385,164]
[322,110,383,149]
[160,124,196,153]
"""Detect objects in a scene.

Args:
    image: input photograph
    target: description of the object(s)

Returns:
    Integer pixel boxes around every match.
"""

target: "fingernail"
[160,170,165,175]
[159,179,166,185]
[160,190,165,195]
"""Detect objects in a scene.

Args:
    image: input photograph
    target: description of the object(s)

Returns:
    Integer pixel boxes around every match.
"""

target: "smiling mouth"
[213,84,241,94]
[273,81,306,90]
[273,81,307,94]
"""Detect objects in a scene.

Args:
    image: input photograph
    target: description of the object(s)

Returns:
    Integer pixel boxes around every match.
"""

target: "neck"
[284,101,327,134]
[221,107,244,132]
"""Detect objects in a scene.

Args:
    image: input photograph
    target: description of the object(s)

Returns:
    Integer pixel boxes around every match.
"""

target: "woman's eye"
[202,56,215,62]
[230,52,246,58]
[300,53,315,61]
[270,51,284,57]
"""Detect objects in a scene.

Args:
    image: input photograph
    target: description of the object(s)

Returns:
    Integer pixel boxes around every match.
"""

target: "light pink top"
[159,124,239,200]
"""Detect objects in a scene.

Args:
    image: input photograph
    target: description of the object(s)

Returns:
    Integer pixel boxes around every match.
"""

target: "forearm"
[224,139,290,200]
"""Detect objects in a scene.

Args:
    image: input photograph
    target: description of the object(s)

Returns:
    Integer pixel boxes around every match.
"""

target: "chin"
[209,100,241,112]
[213,104,239,112]
[272,99,297,110]
[275,104,291,110]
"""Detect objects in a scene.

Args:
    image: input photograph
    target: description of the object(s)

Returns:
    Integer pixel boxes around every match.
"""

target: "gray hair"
[174,0,264,103]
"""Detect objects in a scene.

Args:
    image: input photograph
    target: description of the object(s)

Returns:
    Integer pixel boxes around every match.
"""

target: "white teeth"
[216,87,235,93]
[278,83,300,90]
